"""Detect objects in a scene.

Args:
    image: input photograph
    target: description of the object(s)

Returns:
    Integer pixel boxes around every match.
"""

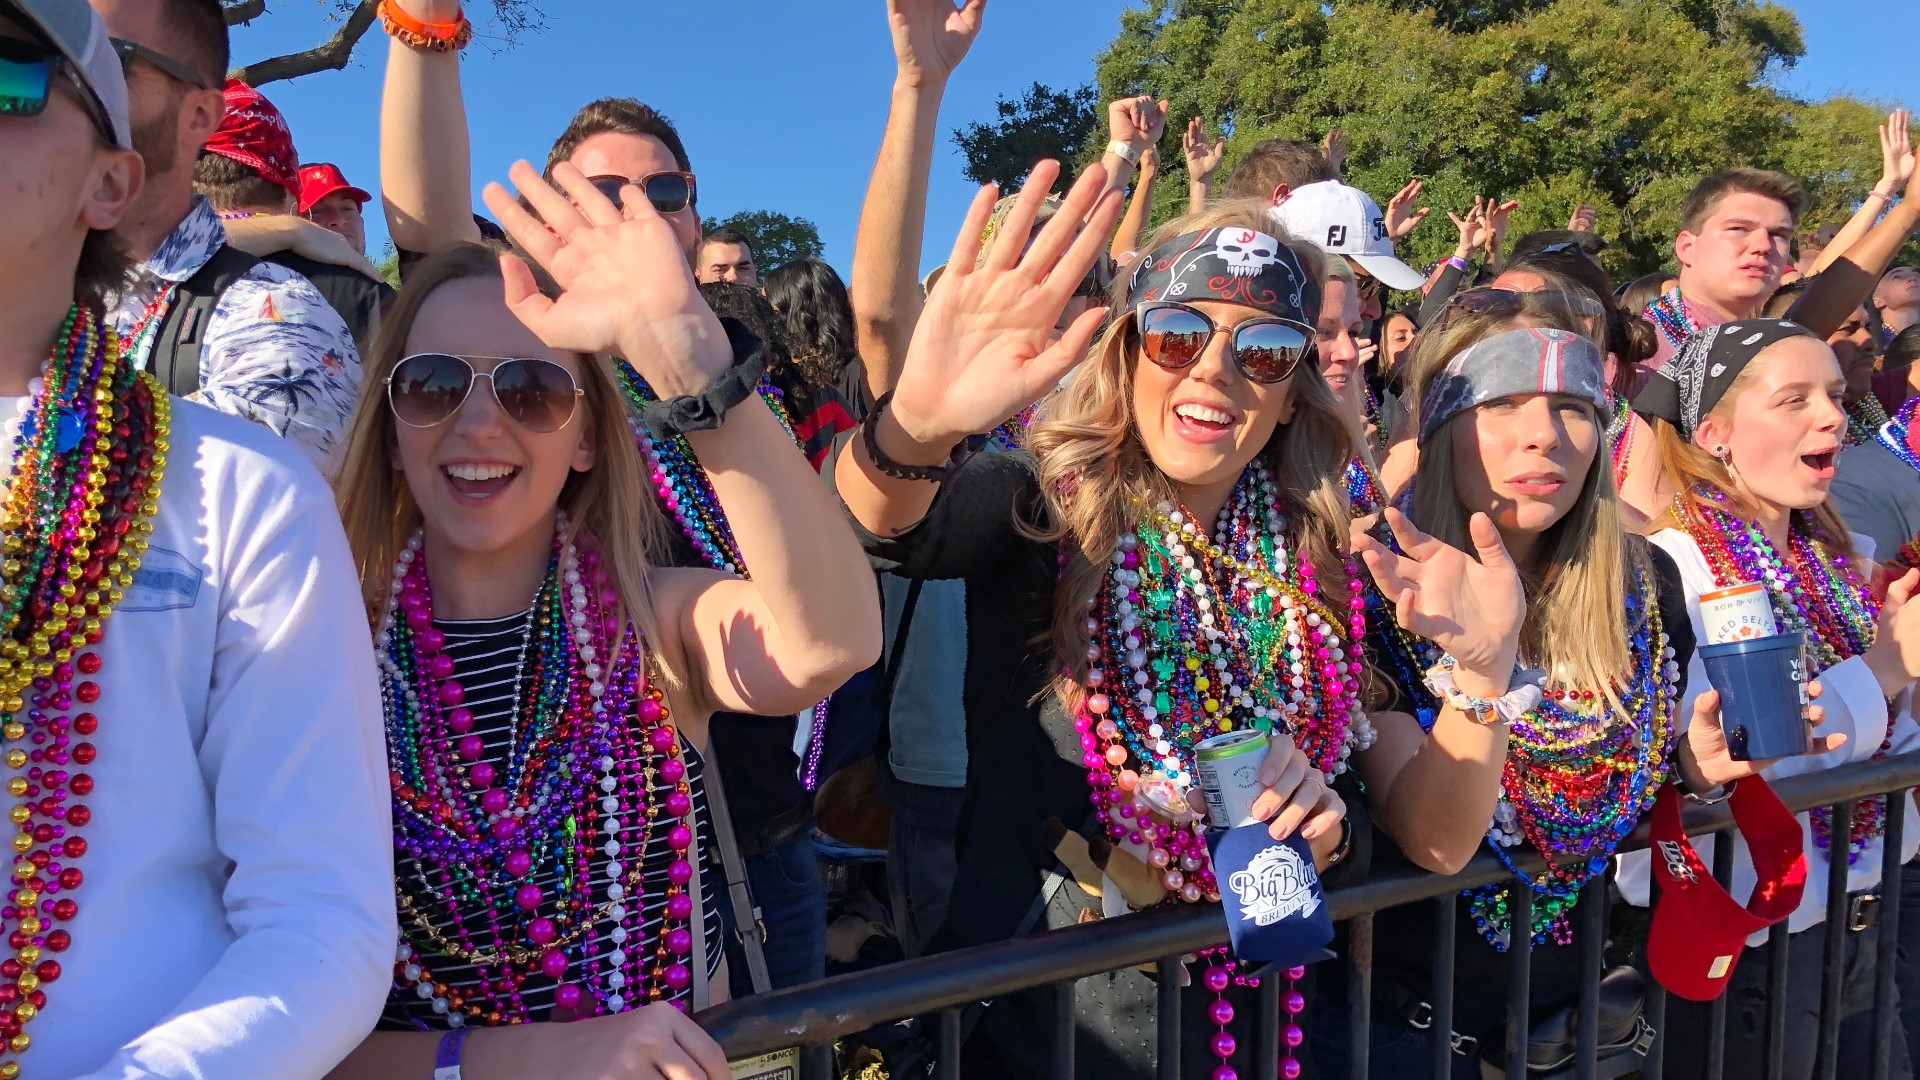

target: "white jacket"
[31,399,395,1079]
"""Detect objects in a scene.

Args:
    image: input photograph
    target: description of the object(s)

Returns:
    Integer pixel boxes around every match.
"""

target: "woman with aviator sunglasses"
[830,182,1466,1076]
[324,162,879,1079]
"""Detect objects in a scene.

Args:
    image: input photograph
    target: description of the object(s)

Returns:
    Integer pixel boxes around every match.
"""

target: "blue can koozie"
[1698,630,1812,761]
[1204,824,1334,968]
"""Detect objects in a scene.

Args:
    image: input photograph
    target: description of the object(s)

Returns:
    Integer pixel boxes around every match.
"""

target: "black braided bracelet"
[641,317,769,437]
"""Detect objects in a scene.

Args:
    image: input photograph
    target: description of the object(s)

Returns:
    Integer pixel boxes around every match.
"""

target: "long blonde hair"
[1403,292,1649,705]
[1028,201,1357,704]
[1643,352,1854,556]
[332,243,677,677]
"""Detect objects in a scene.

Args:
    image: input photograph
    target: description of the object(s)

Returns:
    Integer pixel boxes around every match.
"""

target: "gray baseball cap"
[3,0,132,148]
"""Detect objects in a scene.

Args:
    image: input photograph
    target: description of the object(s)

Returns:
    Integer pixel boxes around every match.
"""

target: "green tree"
[953,82,1101,189]
[950,0,1890,282]
[699,210,826,272]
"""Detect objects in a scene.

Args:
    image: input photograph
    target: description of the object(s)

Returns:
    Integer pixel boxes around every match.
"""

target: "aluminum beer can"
[1195,729,1270,830]
[1699,582,1778,645]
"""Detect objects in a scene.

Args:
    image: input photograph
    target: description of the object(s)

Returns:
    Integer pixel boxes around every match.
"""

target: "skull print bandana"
[1126,227,1318,324]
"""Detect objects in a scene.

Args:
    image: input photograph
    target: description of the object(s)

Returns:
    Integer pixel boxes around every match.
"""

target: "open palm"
[1352,507,1525,677]
[483,161,730,397]
[888,161,1124,443]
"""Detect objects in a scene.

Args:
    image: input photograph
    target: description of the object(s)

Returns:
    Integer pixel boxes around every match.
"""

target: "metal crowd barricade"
[698,753,1920,1080]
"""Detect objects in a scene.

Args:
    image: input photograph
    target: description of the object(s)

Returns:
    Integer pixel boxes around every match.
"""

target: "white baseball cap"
[4,0,133,149]
[1270,180,1425,292]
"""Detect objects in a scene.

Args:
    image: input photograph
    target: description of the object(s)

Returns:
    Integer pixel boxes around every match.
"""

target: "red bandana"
[204,79,300,196]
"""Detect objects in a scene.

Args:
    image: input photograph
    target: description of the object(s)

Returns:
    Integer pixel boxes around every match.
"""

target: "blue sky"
[235,1,1913,273]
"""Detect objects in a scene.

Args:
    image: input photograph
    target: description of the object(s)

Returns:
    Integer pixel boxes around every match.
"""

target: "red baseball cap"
[204,79,300,197]
[1647,777,1806,1002]
[297,163,373,215]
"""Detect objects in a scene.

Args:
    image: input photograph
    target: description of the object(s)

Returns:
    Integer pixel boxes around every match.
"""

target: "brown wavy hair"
[331,243,678,677]
[1027,201,1356,706]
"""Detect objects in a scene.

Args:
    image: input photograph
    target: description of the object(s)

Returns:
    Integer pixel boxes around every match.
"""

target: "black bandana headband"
[1632,318,1816,442]
[1125,227,1318,324]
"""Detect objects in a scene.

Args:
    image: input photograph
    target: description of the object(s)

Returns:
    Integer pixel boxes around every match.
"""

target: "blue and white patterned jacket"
[108,196,363,470]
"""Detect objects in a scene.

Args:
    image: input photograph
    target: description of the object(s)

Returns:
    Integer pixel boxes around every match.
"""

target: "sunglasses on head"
[1135,301,1314,385]
[0,36,114,144]
[1437,286,1607,339]
[1352,272,1382,300]
[587,171,698,215]
[387,353,584,433]
[109,37,210,90]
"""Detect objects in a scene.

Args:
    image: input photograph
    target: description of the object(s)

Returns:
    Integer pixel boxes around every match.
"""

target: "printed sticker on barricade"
[730,1048,800,1080]
[1204,823,1334,966]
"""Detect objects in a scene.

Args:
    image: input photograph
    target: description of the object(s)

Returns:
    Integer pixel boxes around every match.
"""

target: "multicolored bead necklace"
[1345,457,1385,518]
[1606,396,1634,491]
[610,358,797,576]
[1846,393,1891,449]
[1360,504,1680,949]
[1876,400,1920,572]
[1076,463,1373,908]
[1466,572,1678,950]
[0,306,168,1078]
[1645,288,1702,349]
[380,525,698,1025]
[1672,490,1889,863]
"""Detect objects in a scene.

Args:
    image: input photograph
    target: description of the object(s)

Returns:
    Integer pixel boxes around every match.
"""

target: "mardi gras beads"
[0,306,167,1078]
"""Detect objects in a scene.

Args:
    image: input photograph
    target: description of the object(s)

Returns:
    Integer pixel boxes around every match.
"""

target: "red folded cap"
[1648,777,1806,1001]
[204,79,300,197]
[297,163,372,215]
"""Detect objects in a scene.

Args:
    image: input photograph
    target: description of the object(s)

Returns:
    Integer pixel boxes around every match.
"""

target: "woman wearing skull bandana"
[1621,318,1920,1078]
[829,159,1521,1075]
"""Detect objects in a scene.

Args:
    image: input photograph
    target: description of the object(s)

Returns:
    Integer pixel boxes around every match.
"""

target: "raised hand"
[1882,109,1916,193]
[887,0,987,89]
[1248,731,1346,842]
[1865,569,1920,696]
[1351,507,1526,685]
[1447,197,1490,257]
[482,161,730,397]
[1109,95,1169,157]
[1184,117,1227,182]
[1384,178,1430,239]
[1483,198,1521,258]
[887,160,1125,446]
[1321,127,1350,176]
[1684,682,1845,789]
[1566,202,1597,233]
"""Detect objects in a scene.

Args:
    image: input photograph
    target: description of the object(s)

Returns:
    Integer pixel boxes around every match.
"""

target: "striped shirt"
[380,611,723,1029]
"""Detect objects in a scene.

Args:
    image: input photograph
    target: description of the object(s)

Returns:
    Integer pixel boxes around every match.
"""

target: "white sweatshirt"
[25,399,396,1078]
[1616,527,1920,942]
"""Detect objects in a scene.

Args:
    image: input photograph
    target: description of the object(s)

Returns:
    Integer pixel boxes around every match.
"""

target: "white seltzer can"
[1195,729,1270,830]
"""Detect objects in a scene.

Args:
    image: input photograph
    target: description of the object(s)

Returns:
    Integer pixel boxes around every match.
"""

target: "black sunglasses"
[587,171,698,215]
[110,37,210,90]
[387,354,584,433]
[1135,301,1314,385]
[0,37,115,144]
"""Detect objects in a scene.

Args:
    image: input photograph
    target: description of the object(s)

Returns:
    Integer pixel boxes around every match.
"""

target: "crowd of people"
[7,0,1920,1077]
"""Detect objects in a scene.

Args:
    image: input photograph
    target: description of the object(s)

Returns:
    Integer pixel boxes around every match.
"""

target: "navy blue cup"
[1698,630,1812,761]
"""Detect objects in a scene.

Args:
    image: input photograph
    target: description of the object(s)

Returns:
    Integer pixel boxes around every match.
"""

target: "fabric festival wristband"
[432,1027,473,1080]
[1445,255,1470,272]
[1423,656,1545,725]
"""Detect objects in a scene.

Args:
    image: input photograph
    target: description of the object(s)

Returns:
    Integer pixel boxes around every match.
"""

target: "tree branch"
[223,0,267,25]
[229,0,378,87]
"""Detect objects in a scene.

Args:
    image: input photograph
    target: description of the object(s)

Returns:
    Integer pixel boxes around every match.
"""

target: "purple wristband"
[432,1027,473,1080]
[1444,255,1470,272]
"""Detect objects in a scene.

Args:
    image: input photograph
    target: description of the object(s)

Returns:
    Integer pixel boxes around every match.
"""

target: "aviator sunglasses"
[587,171,698,215]
[387,353,584,433]
[0,37,115,143]
[1135,301,1315,385]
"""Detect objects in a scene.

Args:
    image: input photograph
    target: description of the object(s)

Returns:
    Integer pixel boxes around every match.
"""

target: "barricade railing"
[697,752,1920,1080]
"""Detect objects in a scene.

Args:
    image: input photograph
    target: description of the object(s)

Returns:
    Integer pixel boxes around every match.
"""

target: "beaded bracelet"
[378,0,473,52]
